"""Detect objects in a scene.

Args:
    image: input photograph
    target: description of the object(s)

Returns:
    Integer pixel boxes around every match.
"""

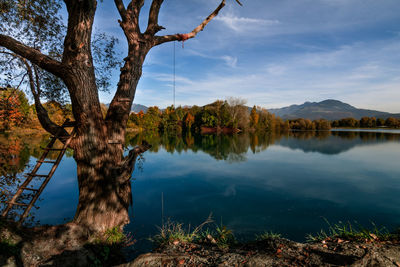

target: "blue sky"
[93,0,400,112]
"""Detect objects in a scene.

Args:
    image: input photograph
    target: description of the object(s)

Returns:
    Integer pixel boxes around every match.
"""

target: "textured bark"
[0,0,226,232]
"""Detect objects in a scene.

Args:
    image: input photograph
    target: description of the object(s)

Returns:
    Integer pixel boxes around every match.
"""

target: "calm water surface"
[1,130,400,257]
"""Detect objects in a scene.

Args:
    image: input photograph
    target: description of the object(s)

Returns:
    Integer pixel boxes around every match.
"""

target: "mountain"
[268,99,400,120]
[106,103,148,113]
[130,103,148,113]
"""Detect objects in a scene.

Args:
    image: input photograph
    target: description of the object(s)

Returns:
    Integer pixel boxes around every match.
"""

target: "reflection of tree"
[0,133,71,224]
[0,135,30,200]
[289,130,330,140]
[127,132,282,162]
[126,130,400,159]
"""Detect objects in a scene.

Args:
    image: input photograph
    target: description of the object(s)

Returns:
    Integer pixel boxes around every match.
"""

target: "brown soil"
[118,238,400,267]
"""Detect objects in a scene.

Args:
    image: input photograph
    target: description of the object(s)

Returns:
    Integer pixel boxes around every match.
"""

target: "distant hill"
[131,103,148,113]
[106,103,148,113]
[268,99,400,120]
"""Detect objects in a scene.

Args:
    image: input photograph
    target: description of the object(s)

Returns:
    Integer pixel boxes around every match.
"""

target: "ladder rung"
[4,202,28,206]
[20,187,39,192]
[37,160,57,164]
[26,174,48,178]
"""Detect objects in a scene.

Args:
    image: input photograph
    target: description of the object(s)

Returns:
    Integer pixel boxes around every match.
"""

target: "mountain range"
[125,99,400,120]
[267,99,400,120]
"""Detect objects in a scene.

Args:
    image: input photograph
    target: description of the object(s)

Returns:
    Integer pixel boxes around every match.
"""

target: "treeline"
[331,117,400,128]
[2,88,399,133]
[127,100,293,133]
[127,101,334,133]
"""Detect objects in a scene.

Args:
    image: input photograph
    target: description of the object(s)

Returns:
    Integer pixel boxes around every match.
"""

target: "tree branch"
[0,34,65,78]
[118,141,151,183]
[2,50,71,141]
[145,0,165,35]
[114,0,127,21]
[154,0,226,46]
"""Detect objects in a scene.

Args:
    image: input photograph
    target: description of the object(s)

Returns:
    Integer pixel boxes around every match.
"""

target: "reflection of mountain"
[127,130,400,159]
[277,131,400,155]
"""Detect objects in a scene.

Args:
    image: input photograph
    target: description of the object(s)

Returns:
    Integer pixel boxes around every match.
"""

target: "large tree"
[0,0,233,232]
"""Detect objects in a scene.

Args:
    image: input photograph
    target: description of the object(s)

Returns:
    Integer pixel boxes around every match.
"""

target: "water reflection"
[126,130,400,160]
[2,130,398,180]
[0,133,72,223]
[1,130,400,230]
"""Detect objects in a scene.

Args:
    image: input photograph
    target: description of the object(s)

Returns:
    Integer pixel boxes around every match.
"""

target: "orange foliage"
[0,93,24,129]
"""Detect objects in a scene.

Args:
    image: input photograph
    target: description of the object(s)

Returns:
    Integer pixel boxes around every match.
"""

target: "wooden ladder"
[1,119,76,223]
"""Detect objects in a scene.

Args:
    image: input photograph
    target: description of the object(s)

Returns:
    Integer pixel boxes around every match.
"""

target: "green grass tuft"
[256,231,282,241]
[104,226,126,244]
[306,218,396,242]
[151,214,213,246]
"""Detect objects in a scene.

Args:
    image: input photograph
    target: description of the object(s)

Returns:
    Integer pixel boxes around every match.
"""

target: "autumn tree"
[227,97,248,129]
[0,87,30,130]
[385,117,399,128]
[249,106,259,129]
[0,0,233,232]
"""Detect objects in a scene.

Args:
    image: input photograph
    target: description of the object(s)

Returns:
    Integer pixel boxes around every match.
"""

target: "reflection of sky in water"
[4,132,400,257]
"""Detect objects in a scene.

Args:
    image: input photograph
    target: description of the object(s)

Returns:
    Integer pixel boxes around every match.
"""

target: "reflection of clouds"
[137,140,400,214]
[223,184,236,197]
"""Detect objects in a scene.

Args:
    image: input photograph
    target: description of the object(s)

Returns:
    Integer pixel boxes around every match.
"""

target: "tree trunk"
[72,124,150,232]
[73,148,131,232]
[0,0,226,233]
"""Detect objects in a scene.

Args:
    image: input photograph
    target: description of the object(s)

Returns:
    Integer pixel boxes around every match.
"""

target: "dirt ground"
[2,219,400,267]
[118,238,400,267]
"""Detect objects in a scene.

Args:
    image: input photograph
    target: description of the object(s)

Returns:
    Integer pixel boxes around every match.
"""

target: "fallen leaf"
[394,262,400,267]
[276,248,282,254]
[173,240,180,246]
[178,259,185,265]
[323,244,328,248]
[337,238,344,243]
[370,233,378,240]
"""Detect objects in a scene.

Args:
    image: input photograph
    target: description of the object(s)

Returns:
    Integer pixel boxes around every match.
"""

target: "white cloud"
[221,56,238,68]
[214,14,280,33]
[136,38,400,113]
[185,49,238,68]
[266,64,286,76]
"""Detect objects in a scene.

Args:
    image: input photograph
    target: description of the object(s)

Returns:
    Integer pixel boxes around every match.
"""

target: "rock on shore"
[118,238,400,267]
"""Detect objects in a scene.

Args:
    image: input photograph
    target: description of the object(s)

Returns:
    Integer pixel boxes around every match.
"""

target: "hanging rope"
[173,41,176,107]
[177,33,190,48]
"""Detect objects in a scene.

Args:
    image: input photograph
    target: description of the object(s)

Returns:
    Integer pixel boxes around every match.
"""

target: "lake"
[1,130,400,258]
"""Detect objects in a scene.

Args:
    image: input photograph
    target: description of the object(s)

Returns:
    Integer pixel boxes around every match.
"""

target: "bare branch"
[127,0,145,12]
[16,73,27,91]
[0,34,65,78]
[145,0,165,35]
[2,51,71,140]
[235,0,243,6]
[114,0,127,21]
[118,141,151,183]
[154,0,226,46]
